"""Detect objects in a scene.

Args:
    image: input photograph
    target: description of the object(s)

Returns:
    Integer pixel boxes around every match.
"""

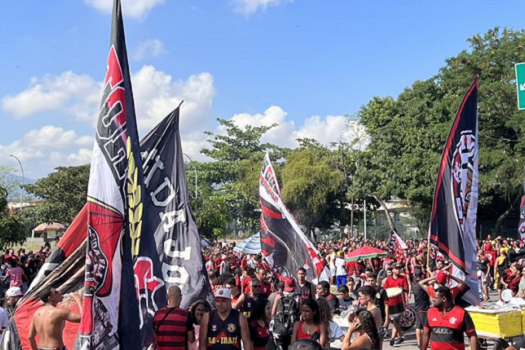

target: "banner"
[78,0,158,348]
[429,79,480,306]
[141,106,214,308]
[259,151,329,283]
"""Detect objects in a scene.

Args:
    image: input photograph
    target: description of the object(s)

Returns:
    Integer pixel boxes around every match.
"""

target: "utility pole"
[9,154,24,217]
[364,199,367,240]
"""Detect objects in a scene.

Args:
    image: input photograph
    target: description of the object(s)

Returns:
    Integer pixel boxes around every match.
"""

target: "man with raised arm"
[28,287,82,350]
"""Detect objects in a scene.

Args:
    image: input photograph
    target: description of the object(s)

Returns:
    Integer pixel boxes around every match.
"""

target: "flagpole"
[426,227,431,275]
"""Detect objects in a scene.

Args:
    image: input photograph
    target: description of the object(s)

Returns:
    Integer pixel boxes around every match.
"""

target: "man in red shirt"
[255,267,272,297]
[153,285,195,350]
[383,262,408,346]
[422,286,478,350]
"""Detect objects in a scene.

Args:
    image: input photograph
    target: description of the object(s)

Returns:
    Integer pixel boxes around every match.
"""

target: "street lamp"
[183,154,198,199]
[9,154,24,216]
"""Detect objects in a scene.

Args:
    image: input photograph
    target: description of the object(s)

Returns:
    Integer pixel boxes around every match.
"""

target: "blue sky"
[2,0,525,179]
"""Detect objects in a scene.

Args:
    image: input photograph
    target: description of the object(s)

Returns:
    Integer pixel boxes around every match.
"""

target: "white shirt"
[329,252,337,269]
[335,257,347,276]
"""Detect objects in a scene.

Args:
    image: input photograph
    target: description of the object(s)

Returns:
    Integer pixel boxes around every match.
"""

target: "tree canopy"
[24,165,90,224]
[355,27,525,234]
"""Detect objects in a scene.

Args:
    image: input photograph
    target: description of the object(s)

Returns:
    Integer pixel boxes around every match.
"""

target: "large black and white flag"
[141,106,214,308]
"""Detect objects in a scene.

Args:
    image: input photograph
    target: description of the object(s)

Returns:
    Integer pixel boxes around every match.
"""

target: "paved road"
[330,286,501,350]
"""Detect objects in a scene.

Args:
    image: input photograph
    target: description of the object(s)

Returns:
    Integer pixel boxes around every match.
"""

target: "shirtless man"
[357,286,382,331]
[28,287,82,350]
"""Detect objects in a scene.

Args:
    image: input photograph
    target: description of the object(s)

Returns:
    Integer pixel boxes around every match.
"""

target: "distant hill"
[3,174,36,201]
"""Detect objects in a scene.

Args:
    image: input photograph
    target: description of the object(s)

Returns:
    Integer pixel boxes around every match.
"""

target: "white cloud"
[0,126,94,179]
[233,0,293,16]
[1,72,100,121]
[1,66,216,134]
[67,148,94,165]
[220,106,368,150]
[22,126,93,149]
[228,106,296,147]
[83,0,167,19]
[133,39,166,61]
[131,66,216,136]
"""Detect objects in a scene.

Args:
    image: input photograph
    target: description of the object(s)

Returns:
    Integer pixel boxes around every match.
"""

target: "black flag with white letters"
[141,106,214,308]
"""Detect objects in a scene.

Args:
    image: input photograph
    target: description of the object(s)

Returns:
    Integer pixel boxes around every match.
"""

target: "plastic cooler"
[466,306,522,338]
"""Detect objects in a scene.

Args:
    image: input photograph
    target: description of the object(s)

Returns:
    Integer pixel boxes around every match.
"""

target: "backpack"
[273,293,300,337]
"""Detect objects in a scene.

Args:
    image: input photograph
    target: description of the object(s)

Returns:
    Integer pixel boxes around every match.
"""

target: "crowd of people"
[192,235,525,350]
[8,235,525,349]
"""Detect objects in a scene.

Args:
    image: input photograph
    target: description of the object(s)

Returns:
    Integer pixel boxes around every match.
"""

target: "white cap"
[6,287,23,298]
[214,287,232,299]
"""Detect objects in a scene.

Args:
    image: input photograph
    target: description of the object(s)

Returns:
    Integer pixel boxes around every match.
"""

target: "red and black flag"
[29,205,88,290]
[389,230,407,257]
[141,106,214,308]
[0,207,88,350]
[2,105,214,348]
[78,0,164,348]
[429,79,480,306]
[259,151,330,283]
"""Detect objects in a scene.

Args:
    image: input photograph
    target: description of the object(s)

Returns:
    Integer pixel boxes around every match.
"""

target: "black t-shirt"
[295,281,314,302]
[374,287,388,321]
[477,257,489,273]
[241,294,256,319]
[326,293,340,312]
[412,282,431,312]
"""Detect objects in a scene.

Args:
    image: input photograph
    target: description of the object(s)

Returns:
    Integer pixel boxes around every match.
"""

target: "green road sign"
[516,62,525,110]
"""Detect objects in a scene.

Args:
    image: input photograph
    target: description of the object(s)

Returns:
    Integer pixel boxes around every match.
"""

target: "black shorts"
[415,310,427,330]
[498,281,506,290]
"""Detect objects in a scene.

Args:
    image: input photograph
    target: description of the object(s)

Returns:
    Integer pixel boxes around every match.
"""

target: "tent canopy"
[201,238,212,248]
[33,223,65,233]
[234,233,261,254]
[345,247,388,261]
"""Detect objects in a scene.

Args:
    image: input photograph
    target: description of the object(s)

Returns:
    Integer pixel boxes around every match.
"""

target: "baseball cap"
[6,287,23,298]
[284,278,296,292]
[214,287,232,299]
[394,263,404,269]
[436,271,447,284]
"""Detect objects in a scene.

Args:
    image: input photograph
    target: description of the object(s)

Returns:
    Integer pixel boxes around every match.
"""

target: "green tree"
[280,147,346,239]
[356,27,525,235]
[24,165,90,224]
[192,186,231,239]
[0,185,26,248]
[196,119,288,236]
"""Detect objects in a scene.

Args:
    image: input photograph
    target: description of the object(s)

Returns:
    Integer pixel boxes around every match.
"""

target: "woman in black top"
[249,300,271,350]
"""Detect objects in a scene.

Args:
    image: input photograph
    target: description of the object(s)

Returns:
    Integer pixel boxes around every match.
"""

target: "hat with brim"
[6,287,23,298]
[214,287,232,299]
